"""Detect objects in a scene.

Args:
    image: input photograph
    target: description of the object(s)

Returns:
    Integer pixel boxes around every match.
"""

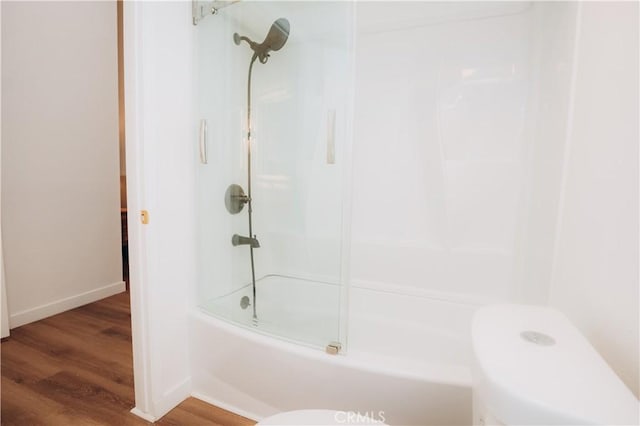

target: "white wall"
[351,2,536,304]
[549,2,639,397]
[511,2,579,304]
[1,1,123,328]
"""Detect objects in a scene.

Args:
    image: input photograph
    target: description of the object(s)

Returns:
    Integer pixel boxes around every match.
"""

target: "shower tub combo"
[189,1,559,424]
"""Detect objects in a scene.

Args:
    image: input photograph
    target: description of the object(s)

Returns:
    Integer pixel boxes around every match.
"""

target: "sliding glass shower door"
[195,2,353,350]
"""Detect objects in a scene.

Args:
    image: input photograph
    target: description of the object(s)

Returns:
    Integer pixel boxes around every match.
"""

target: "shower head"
[262,18,290,52]
[233,18,290,64]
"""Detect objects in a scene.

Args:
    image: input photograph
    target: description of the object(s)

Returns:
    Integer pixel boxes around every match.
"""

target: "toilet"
[257,409,387,425]
[472,304,639,425]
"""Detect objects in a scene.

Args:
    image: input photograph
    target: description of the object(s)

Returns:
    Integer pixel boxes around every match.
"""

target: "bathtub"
[188,284,474,425]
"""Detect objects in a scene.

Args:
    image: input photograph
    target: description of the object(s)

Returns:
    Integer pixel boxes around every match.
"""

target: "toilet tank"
[471,305,639,425]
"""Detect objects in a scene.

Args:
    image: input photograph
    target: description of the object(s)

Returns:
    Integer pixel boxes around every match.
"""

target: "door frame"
[123,1,154,421]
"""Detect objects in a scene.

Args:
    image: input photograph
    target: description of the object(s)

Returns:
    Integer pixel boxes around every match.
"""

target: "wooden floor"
[1,292,256,426]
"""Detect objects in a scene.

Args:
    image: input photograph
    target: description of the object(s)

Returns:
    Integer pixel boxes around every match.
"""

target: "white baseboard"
[130,407,156,423]
[9,281,126,328]
[191,391,261,422]
[152,377,192,420]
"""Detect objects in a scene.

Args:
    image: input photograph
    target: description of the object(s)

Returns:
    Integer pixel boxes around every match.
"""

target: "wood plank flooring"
[1,292,256,426]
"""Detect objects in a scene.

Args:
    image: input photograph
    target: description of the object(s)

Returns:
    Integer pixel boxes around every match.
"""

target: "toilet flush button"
[520,330,556,346]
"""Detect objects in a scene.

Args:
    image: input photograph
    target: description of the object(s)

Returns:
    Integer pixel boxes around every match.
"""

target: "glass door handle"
[327,109,336,165]
[199,119,208,164]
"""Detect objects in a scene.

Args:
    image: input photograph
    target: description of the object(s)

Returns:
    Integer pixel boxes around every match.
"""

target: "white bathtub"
[188,285,474,425]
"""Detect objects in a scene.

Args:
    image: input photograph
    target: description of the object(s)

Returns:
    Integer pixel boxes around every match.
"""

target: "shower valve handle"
[224,184,250,214]
[233,194,250,205]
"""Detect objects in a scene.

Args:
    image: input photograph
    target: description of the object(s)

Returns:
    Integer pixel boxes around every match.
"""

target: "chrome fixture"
[326,341,342,355]
[232,19,290,322]
[240,296,251,310]
[520,330,556,346]
[192,0,239,25]
[233,18,290,64]
[225,184,250,214]
[232,234,260,248]
[199,119,208,164]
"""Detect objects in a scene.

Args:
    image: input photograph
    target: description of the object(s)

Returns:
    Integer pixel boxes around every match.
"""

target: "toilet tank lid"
[472,304,639,425]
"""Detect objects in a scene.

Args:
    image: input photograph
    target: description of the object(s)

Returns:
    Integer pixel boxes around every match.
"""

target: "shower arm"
[235,35,257,51]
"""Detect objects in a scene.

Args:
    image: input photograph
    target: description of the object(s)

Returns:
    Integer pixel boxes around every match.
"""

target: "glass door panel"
[195,1,353,350]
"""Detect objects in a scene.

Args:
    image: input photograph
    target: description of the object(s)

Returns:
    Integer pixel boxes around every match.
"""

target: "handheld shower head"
[263,18,289,52]
[233,18,290,64]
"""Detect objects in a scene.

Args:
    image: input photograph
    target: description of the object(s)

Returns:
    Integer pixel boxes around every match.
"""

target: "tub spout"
[232,234,260,248]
